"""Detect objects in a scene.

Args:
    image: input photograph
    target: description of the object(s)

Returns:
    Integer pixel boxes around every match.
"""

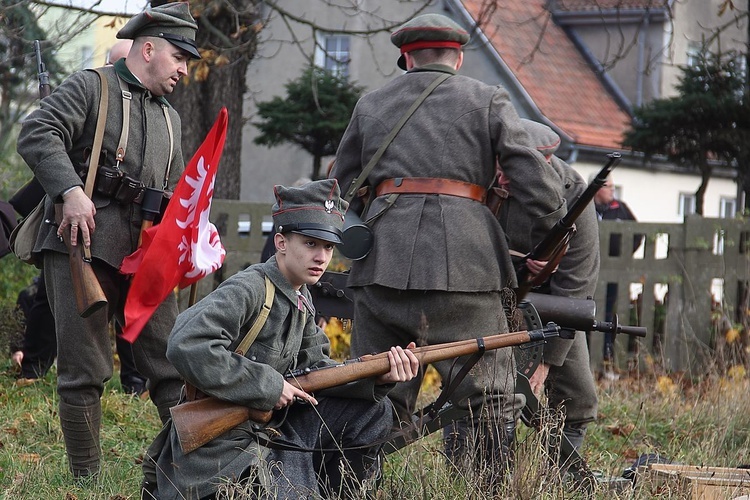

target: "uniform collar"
[261,256,314,309]
[407,63,457,75]
[113,59,171,107]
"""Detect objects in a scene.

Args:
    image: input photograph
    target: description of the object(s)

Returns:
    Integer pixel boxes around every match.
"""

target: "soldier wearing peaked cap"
[16,2,200,480]
[330,12,568,486]
[142,179,419,499]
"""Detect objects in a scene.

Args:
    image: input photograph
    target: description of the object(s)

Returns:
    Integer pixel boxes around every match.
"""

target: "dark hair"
[409,47,460,67]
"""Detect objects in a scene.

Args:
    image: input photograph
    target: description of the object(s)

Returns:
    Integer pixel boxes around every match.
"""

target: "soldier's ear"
[274,232,286,254]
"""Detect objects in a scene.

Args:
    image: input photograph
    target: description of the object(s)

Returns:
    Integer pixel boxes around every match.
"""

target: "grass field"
[1,351,749,499]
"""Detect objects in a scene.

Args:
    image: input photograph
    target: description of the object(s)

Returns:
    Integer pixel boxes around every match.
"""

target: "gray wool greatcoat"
[330,64,567,426]
[500,120,599,427]
[17,60,184,269]
[147,258,392,500]
[16,61,185,413]
[331,65,566,293]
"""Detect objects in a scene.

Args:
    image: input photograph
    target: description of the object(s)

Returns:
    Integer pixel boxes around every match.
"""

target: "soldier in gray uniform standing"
[501,119,600,465]
[330,13,567,481]
[16,3,200,479]
[143,179,419,500]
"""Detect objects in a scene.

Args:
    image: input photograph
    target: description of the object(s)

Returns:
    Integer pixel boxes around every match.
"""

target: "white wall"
[572,161,738,223]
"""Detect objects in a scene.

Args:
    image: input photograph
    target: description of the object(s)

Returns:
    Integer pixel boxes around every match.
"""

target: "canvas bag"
[8,196,46,267]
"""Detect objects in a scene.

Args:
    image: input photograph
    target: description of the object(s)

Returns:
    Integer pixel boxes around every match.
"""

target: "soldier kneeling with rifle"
[142,179,419,500]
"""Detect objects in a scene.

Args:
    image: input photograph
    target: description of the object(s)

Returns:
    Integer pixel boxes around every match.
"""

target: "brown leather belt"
[376,177,486,203]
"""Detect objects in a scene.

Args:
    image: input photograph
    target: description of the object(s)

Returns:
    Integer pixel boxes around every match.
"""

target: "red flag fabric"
[119,107,228,343]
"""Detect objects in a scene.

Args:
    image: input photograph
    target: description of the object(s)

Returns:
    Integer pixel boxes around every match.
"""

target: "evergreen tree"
[623,50,748,215]
[253,66,364,180]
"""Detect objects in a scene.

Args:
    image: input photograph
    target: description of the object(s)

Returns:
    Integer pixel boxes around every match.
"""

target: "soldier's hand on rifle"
[528,362,550,397]
[59,187,96,248]
[526,258,556,276]
[376,342,419,385]
[275,381,318,410]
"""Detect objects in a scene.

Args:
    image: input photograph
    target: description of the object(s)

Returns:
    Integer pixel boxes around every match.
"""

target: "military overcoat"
[331,65,566,292]
[500,120,599,426]
[17,60,184,269]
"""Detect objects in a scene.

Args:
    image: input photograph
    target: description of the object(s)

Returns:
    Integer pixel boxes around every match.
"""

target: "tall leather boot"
[59,400,101,478]
[443,417,516,489]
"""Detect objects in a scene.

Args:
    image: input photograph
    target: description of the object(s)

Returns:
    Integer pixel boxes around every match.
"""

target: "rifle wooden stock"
[54,205,107,318]
[171,324,559,455]
[515,152,622,300]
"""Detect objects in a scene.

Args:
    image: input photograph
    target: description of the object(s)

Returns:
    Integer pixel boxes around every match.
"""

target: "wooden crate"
[640,463,750,499]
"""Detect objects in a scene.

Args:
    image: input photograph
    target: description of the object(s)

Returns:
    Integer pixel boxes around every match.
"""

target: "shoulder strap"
[235,275,276,356]
[114,74,131,167]
[343,72,451,203]
[78,68,109,262]
[83,68,109,200]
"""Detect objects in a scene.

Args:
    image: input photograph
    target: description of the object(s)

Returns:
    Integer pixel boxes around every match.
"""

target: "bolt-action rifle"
[35,40,107,317]
[514,152,621,300]
[171,323,563,455]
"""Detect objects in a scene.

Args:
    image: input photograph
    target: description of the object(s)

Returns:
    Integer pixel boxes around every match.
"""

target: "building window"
[720,197,736,219]
[80,45,94,70]
[678,192,696,217]
[686,41,702,68]
[315,34,350,78]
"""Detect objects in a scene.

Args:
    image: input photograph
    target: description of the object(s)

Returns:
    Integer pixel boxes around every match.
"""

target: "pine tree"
[253,66,364,180]
[623,50,748,215]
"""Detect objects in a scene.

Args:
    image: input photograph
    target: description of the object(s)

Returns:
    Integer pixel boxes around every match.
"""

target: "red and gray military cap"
[272,179,349,244]
[116,2,201,60]
[390,13,470,70]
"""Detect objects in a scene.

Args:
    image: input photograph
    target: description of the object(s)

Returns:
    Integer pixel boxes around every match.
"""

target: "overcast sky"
[48,0,149,15]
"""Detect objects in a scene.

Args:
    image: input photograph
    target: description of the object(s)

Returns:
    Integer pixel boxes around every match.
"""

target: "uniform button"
[250,356,257,361]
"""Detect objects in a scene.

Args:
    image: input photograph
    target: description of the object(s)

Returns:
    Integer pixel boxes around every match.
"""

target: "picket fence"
[188,201,750,374]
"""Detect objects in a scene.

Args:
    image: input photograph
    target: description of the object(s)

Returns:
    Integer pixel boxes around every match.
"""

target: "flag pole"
[189,282,198,307]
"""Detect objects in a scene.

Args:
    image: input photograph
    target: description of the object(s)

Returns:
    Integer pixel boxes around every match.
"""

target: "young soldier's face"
[276,233,335,289]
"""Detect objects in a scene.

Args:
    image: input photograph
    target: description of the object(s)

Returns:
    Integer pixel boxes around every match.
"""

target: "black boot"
[59,400,101,479]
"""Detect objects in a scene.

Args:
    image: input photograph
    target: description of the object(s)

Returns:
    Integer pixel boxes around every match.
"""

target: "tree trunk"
[312,154,323,181]
[168,63,247,200]
[152,0,259,201]
[695,164,712,216]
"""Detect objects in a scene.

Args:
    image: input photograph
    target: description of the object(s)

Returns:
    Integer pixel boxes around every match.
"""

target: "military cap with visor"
[272,179,349,244]
[116,2,201,60]
[391,13,470,70]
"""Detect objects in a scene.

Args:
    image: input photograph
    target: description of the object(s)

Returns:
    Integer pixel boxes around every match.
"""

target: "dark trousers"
[16,273,147,393]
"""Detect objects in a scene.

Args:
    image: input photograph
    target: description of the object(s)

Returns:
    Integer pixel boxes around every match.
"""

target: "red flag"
[119,107,228,343]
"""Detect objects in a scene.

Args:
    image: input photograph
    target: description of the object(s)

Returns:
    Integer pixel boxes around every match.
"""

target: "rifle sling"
[428,338,486,419]
[75,68,109,262]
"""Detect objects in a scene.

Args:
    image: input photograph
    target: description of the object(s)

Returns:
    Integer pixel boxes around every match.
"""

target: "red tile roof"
[460,0,633,150]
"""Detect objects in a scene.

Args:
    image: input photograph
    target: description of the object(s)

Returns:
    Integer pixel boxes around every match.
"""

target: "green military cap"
[272,179,349,244]
[521,119,561,159]
[117,2,201,60]
[390,13,469,70]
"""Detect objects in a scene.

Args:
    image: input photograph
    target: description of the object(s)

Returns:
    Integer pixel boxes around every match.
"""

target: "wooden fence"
[194,201,750,374]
